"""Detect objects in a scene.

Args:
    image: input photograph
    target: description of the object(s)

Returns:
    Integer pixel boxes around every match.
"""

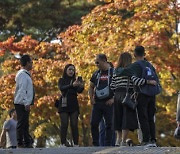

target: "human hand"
[106,98,114,106]
[25,105,30,111]
[90,98,96,105]
[79,81,85,88]
[147,80,157,85]
[73,80,79,87]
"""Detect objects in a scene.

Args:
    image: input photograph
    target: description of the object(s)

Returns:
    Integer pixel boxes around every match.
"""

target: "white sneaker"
[145,143,157,147]
[115,139,121,146]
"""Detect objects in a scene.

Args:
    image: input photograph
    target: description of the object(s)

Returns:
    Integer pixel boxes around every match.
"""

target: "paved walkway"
[0,147,180,154]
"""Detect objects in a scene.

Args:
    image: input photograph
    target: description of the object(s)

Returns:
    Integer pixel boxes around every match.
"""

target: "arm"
[89,82,95,105]
[131,76,157,86]
[58,78,73,92]
[115,62,142,77]
[110,74,116,91]
[0,129,6,148]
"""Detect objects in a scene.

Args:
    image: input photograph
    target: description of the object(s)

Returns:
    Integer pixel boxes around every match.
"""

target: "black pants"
[91,102,113,146]
[14,104,30,146]
[60,111,79,145]
[137,94,156,142]
[8,146,17,149]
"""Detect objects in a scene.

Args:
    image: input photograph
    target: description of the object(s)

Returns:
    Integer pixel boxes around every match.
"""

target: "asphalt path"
[0,147,180,154]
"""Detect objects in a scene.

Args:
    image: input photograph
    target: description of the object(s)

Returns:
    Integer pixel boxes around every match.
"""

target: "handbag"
[96,86,110,100]
[60,80,73,108]
[95,68,110,99]
[122,78,138,110]
[61,96,67,107]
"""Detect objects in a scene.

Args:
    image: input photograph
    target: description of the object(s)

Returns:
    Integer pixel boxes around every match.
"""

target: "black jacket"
[58,77,84,113]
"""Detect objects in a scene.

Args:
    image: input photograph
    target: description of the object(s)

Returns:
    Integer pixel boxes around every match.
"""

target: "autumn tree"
[59,0,180,146]
[0,0,179,147]
[0,0,101,41]
[0,36,68,146]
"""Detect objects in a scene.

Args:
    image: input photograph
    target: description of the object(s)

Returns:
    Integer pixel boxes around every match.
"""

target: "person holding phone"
[58,64,84,147]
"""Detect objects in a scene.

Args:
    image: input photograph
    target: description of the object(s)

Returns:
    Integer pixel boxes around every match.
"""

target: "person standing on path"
[58,64,84,147]
[14,54,34,148]
[89,54,114,146]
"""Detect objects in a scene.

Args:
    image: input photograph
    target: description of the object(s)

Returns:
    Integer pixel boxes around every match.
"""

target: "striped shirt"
[110,74,146,91]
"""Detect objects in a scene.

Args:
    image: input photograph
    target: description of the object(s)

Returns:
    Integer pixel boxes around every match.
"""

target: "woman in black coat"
[58,64,84,147]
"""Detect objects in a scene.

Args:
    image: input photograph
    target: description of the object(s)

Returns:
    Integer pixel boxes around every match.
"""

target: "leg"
[148,96,156,142]
[14,104,26,146]
[137,128,143,143]
[91,103,103,146]
[111,106,116,146]
[137,94,150,143]
[122,129,129,143]
[70,111,79,145]
[111,130,116,146]
[23,110,31,146]
[99,118,105,146]
[115,130,122,146]
[60,112,69,145]
[103,104,113,146]
[113,92,123,146]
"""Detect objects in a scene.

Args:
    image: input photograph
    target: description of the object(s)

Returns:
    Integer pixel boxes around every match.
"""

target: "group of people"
[56,45,161,147]
[0,45,164,148]
[89,46,159,147]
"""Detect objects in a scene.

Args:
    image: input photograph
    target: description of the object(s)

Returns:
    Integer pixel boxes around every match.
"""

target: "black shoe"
[24,144,33,148]
[140,142,149,146]
[17,144,24,148]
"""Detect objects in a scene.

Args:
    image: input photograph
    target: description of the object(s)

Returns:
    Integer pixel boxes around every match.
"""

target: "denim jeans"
[99,118,116,146]
[91,101,113,146]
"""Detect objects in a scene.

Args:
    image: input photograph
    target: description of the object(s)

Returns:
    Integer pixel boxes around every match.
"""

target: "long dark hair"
[62,64,76,79]
[116,52,132,68]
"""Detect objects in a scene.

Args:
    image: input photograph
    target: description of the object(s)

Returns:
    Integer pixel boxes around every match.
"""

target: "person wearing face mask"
[58,64,84,147]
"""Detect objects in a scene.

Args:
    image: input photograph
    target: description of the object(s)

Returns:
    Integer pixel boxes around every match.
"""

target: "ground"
[0,147,180,154]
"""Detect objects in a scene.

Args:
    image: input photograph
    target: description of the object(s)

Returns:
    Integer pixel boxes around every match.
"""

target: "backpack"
[137,60,161,96]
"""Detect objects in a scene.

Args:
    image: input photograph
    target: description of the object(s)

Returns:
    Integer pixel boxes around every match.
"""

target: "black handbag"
[122,78,138,110]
